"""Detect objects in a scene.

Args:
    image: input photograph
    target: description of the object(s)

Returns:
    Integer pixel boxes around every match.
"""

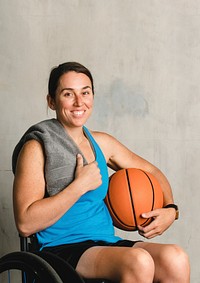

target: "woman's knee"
[120,248,155,282]
[159,244,190,279]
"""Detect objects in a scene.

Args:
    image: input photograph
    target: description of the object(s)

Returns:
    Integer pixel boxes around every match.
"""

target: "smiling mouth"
[72,110,85,117]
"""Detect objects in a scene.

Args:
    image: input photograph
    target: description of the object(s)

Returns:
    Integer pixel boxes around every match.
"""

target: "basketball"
[105,168,164,231]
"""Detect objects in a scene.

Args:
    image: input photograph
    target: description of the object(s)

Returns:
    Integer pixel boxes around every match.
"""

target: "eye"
[82,91,91,96]
[63,92,73,97]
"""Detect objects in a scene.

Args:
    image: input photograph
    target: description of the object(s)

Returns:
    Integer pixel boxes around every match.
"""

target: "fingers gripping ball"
[105,168,164,231]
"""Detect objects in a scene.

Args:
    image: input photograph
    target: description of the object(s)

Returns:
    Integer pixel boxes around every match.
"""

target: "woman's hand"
[75,154,102,194]
[137,207,176,239]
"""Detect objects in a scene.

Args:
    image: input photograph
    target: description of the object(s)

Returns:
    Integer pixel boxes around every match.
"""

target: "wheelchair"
[0,234,114,283]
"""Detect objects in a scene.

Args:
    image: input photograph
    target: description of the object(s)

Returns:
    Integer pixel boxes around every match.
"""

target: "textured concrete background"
[0,1,199,281]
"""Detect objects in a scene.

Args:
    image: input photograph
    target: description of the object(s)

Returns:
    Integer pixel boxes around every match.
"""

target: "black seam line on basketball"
[139,170,155,225]
[107,176,133,229]
[126,169,138,228]
[107,190,133,229]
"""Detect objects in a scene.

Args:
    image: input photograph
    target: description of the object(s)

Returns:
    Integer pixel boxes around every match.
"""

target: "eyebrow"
[60,86,92,92]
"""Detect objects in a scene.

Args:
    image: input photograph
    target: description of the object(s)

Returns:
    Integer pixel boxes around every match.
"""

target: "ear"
[47,94,56,110]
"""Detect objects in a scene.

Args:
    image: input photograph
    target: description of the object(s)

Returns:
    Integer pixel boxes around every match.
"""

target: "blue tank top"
[37,126,121,248]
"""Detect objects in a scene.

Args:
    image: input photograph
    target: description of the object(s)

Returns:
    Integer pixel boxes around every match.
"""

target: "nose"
[74,94,83,106]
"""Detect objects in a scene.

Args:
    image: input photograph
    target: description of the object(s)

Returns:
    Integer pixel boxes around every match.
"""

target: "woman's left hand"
[137,207,176,239]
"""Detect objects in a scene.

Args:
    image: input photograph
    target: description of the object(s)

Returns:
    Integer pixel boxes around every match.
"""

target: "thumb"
[141,212,150,219]
[141,210,158,219]
[76,153,84,168]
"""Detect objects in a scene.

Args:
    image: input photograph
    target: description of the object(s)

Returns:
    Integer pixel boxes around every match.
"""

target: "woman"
[13,62,190,282]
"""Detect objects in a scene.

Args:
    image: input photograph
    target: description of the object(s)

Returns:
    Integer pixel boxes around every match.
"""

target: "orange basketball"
[105,168,164,231]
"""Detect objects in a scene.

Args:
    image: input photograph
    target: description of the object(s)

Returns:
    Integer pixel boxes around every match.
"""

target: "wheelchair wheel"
[0,251,62,283]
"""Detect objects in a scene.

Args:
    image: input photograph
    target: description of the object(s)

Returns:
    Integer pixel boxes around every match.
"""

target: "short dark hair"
[48,62,94,100]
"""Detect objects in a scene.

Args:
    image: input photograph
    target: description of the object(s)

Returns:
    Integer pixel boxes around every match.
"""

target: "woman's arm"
[93,131,177,238]
[13,140,101,237]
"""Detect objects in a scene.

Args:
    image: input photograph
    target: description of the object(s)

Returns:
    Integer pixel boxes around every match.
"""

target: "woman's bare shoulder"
[16,139,44,170]
[19,139,43,156]
[91,130,116,143]
[90,130,121,163]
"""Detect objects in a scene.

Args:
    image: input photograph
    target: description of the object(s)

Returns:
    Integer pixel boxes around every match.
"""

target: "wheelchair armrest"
[19,234,40,252]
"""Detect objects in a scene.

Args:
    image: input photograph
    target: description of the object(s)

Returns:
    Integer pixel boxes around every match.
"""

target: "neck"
[64,125,85,145]
[56,119,86,145]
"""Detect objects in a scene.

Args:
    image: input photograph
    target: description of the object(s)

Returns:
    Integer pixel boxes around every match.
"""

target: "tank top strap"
[83,126,106,164]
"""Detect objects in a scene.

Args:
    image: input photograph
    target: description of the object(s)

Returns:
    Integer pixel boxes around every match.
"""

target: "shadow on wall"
[94,79,149,132]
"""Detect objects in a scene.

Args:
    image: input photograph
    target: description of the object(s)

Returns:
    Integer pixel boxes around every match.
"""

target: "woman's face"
[48,71,94,129]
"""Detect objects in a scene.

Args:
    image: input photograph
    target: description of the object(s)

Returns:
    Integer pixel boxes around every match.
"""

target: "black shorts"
[42,239,141,269]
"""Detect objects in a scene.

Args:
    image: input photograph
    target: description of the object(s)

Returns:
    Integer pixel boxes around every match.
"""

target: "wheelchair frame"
[0,234,113,283]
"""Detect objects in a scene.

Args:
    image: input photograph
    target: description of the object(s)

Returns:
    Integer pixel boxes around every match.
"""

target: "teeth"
[73,111,84,116]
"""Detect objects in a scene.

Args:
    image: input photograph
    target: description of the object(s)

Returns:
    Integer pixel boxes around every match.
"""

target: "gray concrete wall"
[0,1,199,281]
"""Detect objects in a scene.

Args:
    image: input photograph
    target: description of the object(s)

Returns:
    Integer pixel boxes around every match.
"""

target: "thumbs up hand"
[75,154,102,194]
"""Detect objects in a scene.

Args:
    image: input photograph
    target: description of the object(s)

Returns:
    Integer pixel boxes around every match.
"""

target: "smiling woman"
[47,71,94,131]
[12,62,190,283]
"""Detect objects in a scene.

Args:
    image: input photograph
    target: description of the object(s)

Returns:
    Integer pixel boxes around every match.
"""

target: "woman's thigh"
[76,242,190,282]
[76,245,154,281]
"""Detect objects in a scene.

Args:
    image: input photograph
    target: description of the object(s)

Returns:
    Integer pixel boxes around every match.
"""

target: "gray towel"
[12,119,88,196]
